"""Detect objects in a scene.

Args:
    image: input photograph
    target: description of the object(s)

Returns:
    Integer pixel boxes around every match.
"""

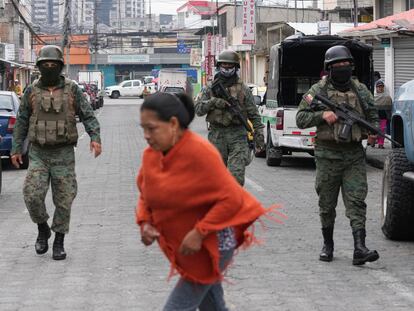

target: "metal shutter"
[394,38,414,92]
[372,43,385,79]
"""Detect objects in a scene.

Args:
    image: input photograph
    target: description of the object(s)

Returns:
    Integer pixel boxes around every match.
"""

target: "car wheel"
[265,128,282,167]
[381,148,414,240]
[112,91,120,99]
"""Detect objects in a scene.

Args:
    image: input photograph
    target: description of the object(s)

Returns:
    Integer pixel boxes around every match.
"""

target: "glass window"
[0,95,14,111]
[122,82,132,87]
[133,81,141,87]
[395,80,414,101]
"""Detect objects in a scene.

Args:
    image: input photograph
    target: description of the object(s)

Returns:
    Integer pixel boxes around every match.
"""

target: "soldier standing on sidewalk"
[296,45,380,265]
[195,50,265,186]
[11,45,102,260]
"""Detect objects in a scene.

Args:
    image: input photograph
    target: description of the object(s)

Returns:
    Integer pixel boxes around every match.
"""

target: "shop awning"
[0,58,33,69]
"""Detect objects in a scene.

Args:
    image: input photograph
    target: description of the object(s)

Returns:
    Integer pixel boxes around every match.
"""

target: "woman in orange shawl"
[136,92,275,310]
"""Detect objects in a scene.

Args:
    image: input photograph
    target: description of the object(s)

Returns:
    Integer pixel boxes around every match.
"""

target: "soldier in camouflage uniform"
[195,50,264,186]
[11,45,102,260]
[296,45,379,265]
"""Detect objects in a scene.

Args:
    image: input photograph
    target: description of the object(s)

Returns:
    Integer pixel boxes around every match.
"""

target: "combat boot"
[319,227,334,262]
[352,229,379,265]
[52,232,67,260]
[35,222,51,254]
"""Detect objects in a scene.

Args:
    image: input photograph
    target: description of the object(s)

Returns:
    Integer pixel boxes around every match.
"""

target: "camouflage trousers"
[23,144,77,234]
[208,125,249,186]
[314,144,367,230]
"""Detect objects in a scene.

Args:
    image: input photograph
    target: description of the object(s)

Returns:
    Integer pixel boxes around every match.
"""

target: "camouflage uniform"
[195,77,264,186]
[12,76,101,234]
[296,77,378,230]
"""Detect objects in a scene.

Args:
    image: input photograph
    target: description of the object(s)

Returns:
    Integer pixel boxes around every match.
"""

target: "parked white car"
[105,80,144,99]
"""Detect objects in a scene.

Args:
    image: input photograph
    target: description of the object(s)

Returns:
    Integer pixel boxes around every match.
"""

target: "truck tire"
[381,148,414,240]
[111,91,120,99]
[266,128,282,166]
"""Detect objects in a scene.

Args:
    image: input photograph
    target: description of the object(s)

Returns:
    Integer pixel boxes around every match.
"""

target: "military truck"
[261,35,373,166]
[381,79,414,240]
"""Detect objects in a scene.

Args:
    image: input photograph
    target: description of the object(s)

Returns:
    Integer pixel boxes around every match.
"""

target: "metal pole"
[94,0,98,70]
[353,0,358,27]
[62,0,71,77]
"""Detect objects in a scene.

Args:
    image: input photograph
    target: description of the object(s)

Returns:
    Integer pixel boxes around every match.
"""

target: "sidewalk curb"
[366,155,384,169]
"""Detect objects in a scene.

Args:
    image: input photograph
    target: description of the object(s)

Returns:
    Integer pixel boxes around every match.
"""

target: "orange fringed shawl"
[136,130,281,284]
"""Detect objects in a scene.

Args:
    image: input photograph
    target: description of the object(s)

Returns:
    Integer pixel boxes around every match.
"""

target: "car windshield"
[144,77,153,84]
[0,94,13,111]
[164,87,184,94]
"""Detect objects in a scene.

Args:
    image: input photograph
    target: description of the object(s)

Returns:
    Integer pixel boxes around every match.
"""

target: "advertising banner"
[242,0,256,44]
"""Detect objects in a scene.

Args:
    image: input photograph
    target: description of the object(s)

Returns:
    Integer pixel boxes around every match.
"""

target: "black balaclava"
[215,64,238,87]
[329,64,353,92]
[39,61,63,87]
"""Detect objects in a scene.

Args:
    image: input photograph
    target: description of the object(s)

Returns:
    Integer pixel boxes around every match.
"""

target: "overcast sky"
[150,1,318,15]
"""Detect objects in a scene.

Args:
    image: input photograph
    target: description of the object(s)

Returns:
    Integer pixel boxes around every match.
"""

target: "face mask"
[39,63,63,86]
[219,66,236,78]
[329,65,353,85]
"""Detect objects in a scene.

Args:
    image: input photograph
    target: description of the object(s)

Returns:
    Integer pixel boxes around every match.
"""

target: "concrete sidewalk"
[364,139,392,169]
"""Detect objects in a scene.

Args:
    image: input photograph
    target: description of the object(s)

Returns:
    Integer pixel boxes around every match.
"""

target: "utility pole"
[118,0,122,53]
[216,0,219,36]
[62,0,71,77]
[294,0,297,22]
[353,0,358,27]
[93,0,98,70]
[149,0,152,31]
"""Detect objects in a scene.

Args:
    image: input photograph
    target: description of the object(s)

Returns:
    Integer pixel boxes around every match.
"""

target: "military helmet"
[216,50,240,67]
[36,45,64,66]
[324,45,354,70]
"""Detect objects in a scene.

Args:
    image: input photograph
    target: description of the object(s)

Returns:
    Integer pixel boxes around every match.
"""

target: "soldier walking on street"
[296,45,380,265]
[195,50,265,186]
[11,45,102,260]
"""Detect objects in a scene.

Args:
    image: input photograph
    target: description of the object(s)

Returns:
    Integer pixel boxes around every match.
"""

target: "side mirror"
[253,95,262,106]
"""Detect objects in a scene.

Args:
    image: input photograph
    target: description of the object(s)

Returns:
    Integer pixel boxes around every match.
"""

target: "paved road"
[0,97,413,310]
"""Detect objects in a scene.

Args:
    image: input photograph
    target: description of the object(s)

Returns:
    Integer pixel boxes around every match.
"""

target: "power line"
[9,0,46,44]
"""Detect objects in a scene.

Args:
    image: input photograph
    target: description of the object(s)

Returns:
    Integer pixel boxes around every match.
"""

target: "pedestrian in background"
[195,50,265,186]
[11,45,102,260]
[296,45,380,265]
[137,92,274,310]
[374,79,392,148]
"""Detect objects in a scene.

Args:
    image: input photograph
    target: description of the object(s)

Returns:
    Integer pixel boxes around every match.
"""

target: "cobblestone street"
[0,98,413,311]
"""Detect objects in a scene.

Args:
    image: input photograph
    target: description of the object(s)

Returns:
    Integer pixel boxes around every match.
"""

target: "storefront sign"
[242,0,256,45]
[108,55,150,63]
[317,21,331,35]
[190,48,202,67]
[5,44,15,61]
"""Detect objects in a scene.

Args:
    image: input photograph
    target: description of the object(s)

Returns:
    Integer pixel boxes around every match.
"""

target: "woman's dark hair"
[141,92,195,128]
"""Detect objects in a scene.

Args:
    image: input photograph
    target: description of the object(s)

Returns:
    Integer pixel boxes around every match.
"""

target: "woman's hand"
[179,228,205,256]
[140,223,160,246]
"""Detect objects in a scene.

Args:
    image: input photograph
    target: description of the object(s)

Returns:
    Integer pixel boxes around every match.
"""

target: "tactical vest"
[206,80,247,127]
[316,80,368,143]
[28,79,78,146]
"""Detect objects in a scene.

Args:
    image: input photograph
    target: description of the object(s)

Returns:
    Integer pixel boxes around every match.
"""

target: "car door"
[132,80,143,96]
[120,81,133,96]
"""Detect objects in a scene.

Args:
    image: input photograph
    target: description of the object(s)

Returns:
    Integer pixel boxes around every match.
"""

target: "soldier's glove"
[254,128,265,152]
[211,97,229,109]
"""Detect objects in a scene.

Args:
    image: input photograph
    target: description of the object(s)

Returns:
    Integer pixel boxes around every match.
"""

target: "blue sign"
[177,40,190,54]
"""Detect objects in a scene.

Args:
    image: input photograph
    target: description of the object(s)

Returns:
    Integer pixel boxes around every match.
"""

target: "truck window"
[122,82,132,87]
[133,81,141,87]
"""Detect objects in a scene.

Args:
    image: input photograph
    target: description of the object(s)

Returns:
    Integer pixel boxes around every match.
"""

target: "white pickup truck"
[260,35,374,166]
[105,80,144,99]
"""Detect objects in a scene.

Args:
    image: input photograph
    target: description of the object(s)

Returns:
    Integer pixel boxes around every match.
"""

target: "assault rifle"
[211,79,253,132]
[309,93,402,147]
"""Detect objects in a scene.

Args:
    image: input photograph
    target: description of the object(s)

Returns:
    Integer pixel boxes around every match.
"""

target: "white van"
[260,35,374,166]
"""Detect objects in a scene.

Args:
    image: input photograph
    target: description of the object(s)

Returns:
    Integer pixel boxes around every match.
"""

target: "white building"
[176,1,216,30]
